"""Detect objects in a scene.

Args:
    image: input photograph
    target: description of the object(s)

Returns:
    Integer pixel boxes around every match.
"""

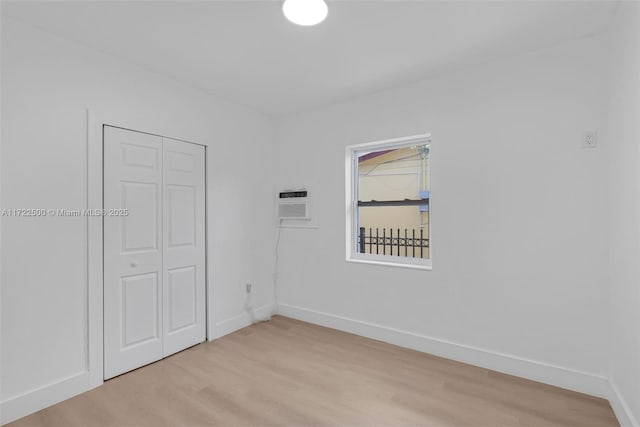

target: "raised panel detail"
[122,143,158,169]
[168,185,196,248]
[122,182,158,252]
[168,267,196,333]
[167,150,196,172]
[121,273,159,348]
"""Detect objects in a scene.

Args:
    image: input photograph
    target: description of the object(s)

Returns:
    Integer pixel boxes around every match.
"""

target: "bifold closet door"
[162,138,206,357]
[104,127,206,380]
[104,127,164,379]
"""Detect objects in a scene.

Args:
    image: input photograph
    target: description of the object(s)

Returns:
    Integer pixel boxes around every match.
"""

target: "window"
[346,134,431,269]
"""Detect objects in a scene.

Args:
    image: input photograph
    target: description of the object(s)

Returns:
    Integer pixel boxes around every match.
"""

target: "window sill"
[346,256,432,271]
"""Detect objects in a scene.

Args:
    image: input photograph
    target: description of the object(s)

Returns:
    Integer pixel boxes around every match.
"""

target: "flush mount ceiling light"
[282,0,328,26]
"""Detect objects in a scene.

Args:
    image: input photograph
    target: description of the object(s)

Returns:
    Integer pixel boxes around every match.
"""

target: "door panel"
[121,143,159,169]
[162,138,206,356]
[167,184,196,247]
[167,150,196,172]
[121,273,159,348]
[168,266,197,333]
[104,126,164,379]
[121,182,159,252]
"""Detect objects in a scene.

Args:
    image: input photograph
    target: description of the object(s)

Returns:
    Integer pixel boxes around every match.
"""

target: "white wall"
[2,6,638,426]
[0,17,276,423]
[604,2,640,426]
[274,35,610,395]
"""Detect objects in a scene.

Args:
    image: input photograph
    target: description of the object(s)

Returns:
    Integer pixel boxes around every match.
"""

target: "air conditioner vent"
[277,189,310,220]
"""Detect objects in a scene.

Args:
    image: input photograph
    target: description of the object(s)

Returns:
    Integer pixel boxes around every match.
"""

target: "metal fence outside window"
[358,227,429,258]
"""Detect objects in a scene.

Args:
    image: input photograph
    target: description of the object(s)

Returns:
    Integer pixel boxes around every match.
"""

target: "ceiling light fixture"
[282,0,328,26]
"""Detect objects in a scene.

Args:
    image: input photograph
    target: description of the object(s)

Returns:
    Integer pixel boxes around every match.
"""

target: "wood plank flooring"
[9,316,618,427]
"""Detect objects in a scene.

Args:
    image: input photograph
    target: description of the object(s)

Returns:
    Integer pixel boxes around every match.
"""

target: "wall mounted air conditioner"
[277,189,310,220]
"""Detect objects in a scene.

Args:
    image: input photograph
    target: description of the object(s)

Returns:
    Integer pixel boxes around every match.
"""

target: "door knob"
[130,261,139,268]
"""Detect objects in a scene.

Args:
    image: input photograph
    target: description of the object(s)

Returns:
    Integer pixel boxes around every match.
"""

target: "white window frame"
[345,133,432,270]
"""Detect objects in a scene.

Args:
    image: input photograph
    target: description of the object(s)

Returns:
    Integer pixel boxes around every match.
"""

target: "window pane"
[356,144,430,259]
[357,145,430,201]
[356,206,429,259]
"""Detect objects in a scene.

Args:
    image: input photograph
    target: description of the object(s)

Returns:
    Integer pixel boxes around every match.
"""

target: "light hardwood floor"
[9,316,618,427]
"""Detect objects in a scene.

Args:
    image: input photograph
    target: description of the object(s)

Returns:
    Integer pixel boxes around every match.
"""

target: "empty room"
[1,0,639,426]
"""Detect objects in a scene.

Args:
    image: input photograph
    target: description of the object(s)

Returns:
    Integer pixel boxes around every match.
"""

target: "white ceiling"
[3,1,618,116]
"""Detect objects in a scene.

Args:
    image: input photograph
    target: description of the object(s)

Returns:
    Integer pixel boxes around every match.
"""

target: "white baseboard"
[1,371,92,425]
[212,303,275,339]
[608,379,639,427]
[276,303,611,398]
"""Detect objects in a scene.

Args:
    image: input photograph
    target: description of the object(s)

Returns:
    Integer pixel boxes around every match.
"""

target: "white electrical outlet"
[583,131,598,148]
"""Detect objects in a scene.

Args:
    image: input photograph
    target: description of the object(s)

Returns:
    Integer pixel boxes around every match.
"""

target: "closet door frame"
[87,110,212,389]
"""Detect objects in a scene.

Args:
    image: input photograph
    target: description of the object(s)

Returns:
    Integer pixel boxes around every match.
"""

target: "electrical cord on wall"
[273,218,283,305]
[244,218,283,324]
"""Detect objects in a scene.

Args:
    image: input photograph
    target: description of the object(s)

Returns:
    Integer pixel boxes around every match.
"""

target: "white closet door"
[162,138,206,356]
[104,126,164,379]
